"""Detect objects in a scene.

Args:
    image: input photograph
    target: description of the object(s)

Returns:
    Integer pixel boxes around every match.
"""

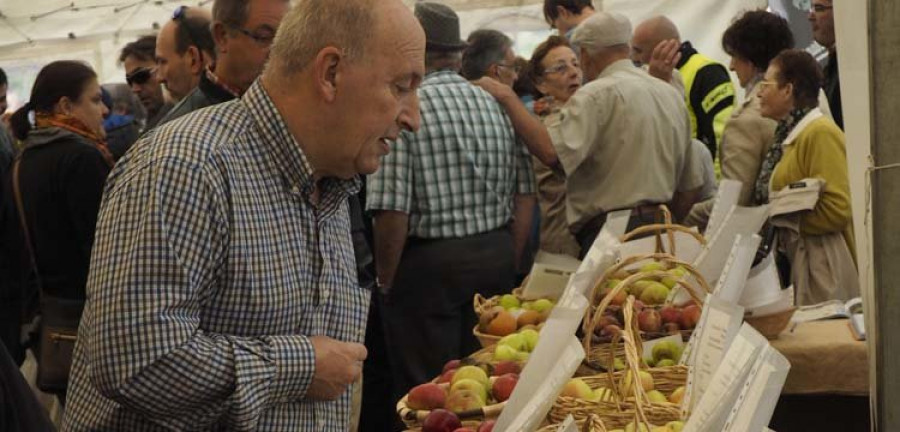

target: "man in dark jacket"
[809,0,842,129]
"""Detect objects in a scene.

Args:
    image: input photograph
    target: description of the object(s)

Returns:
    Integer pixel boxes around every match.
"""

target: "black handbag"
[12,156,81,393]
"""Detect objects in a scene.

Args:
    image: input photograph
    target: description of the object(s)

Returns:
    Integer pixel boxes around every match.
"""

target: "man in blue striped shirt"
[62,0,424,430]
[367,1,536,404]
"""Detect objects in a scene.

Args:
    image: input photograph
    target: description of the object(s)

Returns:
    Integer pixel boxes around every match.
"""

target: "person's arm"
[511,195,536,270]
[87,157,364,430]
[797,125,853,235]
[372,210,409,292]
[694,64,736,151]
[720,108,776,206]
[471,77,558,168]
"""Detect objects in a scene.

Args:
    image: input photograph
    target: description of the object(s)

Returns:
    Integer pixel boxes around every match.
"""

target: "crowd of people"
[0,0,855,430]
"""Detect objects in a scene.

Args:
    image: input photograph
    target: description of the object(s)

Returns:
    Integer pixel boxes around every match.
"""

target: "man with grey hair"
[368,1,535,403]
[156,0,289,126]
[62,0,424,430]
[461,29,519,87]
[552,12,702,254]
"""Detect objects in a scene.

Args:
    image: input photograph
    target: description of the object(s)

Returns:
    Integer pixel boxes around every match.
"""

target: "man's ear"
[313,46,343,103]
[188,46,205,74]
[212,21,230,55]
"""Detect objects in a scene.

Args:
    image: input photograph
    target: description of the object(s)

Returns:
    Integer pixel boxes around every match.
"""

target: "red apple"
[477,420,496,432]
[438,369,456,384]
[659,306,682,324]
[663,322,682,335]
[597,315,621,329]
[681,305,701,329]
[491,373,519,402]
[600,324,622,339]
[408,383,447,410]
[633,300,646,312]
[423,409,462,432]
[443,359,461,373]
[492,360,521,377]
[452,428,476,432]
[638,309,662,333]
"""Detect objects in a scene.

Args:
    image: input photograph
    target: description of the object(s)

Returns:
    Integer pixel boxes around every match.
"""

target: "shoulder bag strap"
[11,156,44,295]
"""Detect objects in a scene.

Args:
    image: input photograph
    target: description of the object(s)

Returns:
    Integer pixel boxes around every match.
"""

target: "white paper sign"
[555,415,578,432]
[723,345,791,432]
[693,205,769,286]
[683,324,769,432]
[705,179,743,237]
[522,263,577,300]
[566,230,620,300]
[683,295,745,411]
[712,234,761,304]
[495,336,585,432]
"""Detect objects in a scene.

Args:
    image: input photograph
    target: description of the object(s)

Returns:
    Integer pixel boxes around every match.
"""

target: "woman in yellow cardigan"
[756,49,858,304]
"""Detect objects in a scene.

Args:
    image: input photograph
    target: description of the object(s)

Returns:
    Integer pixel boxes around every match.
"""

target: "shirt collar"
[205,67,242,99]
[242,79,360,203]
[599,58,636,79]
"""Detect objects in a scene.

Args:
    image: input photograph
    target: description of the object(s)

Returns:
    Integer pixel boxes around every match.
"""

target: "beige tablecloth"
[771,319,869,396]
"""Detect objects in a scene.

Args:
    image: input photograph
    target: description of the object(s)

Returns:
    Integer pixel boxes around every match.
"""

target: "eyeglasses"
[810,4,833,13]
[757,79,779,90]
[125,67,154,86]
[172,6,205,52]
[496,62,521,74]
[227,23,276,46]
[543,62,579,76]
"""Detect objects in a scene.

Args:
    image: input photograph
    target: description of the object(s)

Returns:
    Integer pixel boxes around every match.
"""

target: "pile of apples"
[594,302,701,342]
[479,295,554,337]
[491,328,539,362]
[559,374,686,406]
[410,362,521,432]
[599,261,691,307]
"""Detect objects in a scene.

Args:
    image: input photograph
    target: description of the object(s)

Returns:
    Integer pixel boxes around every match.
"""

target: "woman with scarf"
[686,10,794,228]
[6,60,112,401]
[756,49,858,304]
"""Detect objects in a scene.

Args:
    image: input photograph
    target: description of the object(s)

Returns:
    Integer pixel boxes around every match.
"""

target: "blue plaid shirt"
[63,80,369,431]
[366,70,535,238]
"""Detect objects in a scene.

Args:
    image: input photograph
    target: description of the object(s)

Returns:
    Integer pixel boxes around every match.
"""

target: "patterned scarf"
[35,112,115,167]
[753,106,812,204]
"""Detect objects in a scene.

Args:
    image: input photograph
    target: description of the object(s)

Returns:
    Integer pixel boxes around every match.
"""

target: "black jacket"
[156,72,236,127]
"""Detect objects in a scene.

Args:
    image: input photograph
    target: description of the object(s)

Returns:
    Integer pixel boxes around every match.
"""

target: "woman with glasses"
[527,35,583,257]
[5,60,113,401]
[757,49,857,304]
[687,10,794,227]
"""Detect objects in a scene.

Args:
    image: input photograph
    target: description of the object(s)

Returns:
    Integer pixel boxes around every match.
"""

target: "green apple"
[560,378,594,399]
[450,378,488,404]
[666,421,685,432]
[531,298,554,313]
[620,370,654,396]
[498,333,527,351]
[647,390,668,404]
[493,344,519,362]
[520,329,539,352]
[625,422,650,432]
[661,266,688,289]
[652,340,681,363]
[656,359,676,368]
[499,294,520,310]
[521,301,535,310]
[613,358,626,371]
[639,282,670,305]
[587,387,614,402]
[451,365,490,389]
[639,261,666,273]
[514,350,530,362]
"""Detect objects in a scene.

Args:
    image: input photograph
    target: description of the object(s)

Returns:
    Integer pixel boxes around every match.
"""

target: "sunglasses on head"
[125,67,154,86]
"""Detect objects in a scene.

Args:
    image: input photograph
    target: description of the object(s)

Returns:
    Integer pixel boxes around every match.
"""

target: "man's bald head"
[268,0,382,76]
[631,15,681,66]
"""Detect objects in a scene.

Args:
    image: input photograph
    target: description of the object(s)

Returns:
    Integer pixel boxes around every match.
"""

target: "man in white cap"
[553,11,703,255]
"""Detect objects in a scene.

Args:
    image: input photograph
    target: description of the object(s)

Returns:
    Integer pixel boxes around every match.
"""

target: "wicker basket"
[473,285,551,348]
[536,414,610,432]
[552,298,687,429]
[745,307,797,340]
[396,377,506,429]
[582,254,709,372]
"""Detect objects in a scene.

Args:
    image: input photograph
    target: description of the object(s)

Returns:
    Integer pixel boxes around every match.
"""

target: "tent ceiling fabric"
[0,0,764,85]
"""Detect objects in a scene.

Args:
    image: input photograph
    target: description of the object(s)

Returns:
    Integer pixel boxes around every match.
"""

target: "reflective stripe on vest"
[680,52,717,139]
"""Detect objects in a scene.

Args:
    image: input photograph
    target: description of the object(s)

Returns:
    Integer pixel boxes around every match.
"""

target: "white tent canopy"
[0,0,764,110]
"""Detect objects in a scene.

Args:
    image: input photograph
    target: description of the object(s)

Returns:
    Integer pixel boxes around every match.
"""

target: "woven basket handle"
[619,297,654,428]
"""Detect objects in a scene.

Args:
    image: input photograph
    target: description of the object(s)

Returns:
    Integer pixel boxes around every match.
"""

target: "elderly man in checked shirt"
[367,2,536,406]
[61,1,424,430]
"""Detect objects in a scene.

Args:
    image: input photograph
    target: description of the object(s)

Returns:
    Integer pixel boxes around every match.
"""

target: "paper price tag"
[706,179,743,237]
[723,345,791,432]
[682,295,745,412]
[712,234,761,304]
[556,415,578,432]
[693,205,769,286]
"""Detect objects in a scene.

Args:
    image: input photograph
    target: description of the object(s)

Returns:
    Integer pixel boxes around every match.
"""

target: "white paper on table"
[619,228,704,263]
[711,234,761,304]
[739,252,783,309]
[682,324,769,432]
[682,295,745,410]
[522,263,577,301]
[555,415,578,432]
[705,179,743,237]
[723,345,791,432]
[565,229,620,301]
[693,205,769,286]
[495,336,585,432]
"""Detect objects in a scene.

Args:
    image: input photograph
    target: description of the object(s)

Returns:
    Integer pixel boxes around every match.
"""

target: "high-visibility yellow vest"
[679,52,734,146]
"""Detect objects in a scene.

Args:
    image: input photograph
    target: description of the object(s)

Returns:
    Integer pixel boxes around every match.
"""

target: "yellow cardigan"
[771,114,857,263]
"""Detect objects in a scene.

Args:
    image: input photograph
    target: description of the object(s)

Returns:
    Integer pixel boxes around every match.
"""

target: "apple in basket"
[491,360,521,376]
[408,383,447,410]
[423,409,462,432]
[681,305,701,329]
[560,378,594,399]
[639,282,670,305]
[491,373,519,402]
[659,306,682,324]
[477,420,496,432]
[451,379,488,404]
[445,389,486,413]
[638,309,662,333]
[452,366,491,389]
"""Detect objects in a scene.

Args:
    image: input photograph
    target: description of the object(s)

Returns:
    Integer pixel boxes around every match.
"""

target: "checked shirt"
[367,70,535,238]
[62,80,369,431]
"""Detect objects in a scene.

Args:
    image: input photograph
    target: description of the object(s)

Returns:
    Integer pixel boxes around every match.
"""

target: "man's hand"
[471,76,516,105]
[648,39,682,83]
[307,336,367,400]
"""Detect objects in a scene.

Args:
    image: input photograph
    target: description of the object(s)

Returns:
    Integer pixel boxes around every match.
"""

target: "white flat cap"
[571,11,632,49]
